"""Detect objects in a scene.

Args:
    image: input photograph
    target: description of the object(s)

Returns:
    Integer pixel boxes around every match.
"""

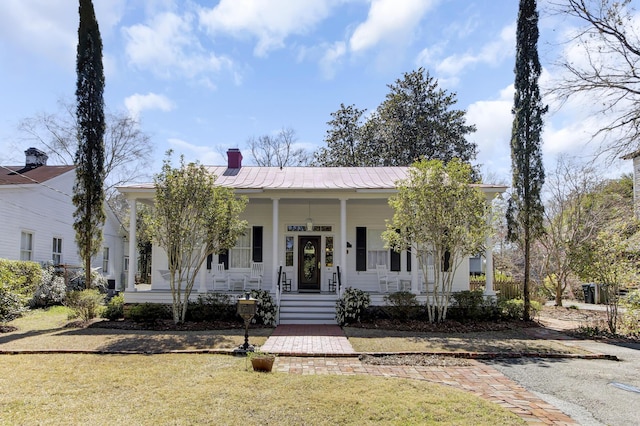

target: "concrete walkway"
[260,325,577,425]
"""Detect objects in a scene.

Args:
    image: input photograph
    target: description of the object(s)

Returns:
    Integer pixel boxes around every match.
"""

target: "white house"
[119,149,506,324]
[0,147,126,290]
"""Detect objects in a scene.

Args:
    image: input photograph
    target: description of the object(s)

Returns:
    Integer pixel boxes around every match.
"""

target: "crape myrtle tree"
[383,159,488,323]
[506,0,547,321]
[73,0,106,289]
[314,69,477,168]
[151,153,247,324]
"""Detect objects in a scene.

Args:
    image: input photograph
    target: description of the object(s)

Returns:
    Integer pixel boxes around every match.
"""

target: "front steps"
[279,293,338,324]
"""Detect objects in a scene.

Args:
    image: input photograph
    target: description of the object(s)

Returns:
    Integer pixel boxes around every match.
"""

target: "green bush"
[0,259,42,298]
[127,303,172,322]
[498,298,541,320]
[249,290,278,326]
[65,289,105,322]
[336,287,370,326]
[102,294,124,320]
[621,290,640,336]
[383,291,420,320]
[452,290,487,319]
[30,263,66,308]
[187,293,236,322]
[0,287,26,322]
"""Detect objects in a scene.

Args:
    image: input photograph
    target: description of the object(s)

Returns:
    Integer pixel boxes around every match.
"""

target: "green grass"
[0,354,524,425]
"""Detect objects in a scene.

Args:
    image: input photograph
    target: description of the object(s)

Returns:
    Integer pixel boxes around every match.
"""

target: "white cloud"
[167,138,225,165]
[199,0,336,57]
[350,0,437,53]
[319,41,347,79]
[420,21,516,79]
[124,93,174,120]
[123,11,233,80]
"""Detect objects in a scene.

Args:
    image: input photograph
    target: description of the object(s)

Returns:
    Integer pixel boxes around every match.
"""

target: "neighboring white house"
[0,147,127,290]
[118,149,506,324]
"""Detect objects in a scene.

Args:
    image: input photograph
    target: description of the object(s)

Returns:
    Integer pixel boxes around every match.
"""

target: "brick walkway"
[262,325,577,425]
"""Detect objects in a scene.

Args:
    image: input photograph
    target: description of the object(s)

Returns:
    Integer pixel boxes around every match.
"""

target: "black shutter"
[390,249,400,271]
[390,228,400,271]
[406,247,411,272]
[219,251,228,270]
[206,254,213,270]
[442,250,451,272]
[356,227,367,271]
[252,226,263,263]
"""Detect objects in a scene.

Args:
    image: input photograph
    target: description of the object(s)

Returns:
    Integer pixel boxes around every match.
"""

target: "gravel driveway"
[488,339,640,426]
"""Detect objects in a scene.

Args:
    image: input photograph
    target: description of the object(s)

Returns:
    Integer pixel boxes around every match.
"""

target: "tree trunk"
[523,232,531,321]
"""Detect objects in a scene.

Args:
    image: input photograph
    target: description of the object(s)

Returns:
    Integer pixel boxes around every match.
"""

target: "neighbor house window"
[52,237,62,265]
[367,229,387,269]
[102,247,110,274]
[20,231,33,261]
[230,230,251,268]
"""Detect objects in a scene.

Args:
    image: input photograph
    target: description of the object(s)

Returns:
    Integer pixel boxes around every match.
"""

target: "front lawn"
[0,353,524,425]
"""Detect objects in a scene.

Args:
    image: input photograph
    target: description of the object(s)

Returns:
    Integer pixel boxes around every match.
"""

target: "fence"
[470,278,522,300]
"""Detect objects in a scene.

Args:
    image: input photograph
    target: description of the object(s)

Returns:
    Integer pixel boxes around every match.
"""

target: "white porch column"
[272,198,279,292]
[127,197,137,292]
[340,198,347,293]
[484,199,496,298]
[411,247,419,294]
[198,255,207,293]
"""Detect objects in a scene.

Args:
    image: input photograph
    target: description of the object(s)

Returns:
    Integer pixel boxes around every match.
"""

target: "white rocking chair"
[244,262,263,291]
[212,264,229,291]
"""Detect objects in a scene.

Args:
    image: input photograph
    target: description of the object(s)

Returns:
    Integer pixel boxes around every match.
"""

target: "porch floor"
[259,325,355,355]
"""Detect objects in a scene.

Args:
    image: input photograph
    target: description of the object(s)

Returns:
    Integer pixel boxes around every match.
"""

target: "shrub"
[249,290,278,326]
[0,287,26,322]
[127,303,172,322]
[451,290,486,320]
[0,259,42,298]
[30,263,66,308]
[102,294,124,320]
[621,290,640,336]
[336,287,370,326]
[498,298,541,320]
[383,291,420,321]
[67,268,108,293]
[187,293,236,322]
[65,289,105,322]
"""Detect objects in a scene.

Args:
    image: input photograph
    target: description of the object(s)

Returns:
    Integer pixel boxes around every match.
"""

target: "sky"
[0,0,633,184]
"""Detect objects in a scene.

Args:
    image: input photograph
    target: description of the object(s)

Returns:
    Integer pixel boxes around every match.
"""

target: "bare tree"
[248,127,309,167]
[549,0,640,159]
[19,98,153,197]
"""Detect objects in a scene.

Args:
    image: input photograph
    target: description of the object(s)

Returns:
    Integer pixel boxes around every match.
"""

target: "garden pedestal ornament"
[234,293,256,355]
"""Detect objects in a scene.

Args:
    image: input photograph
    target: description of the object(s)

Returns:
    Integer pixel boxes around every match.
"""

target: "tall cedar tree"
[507,0,548,321]
[73,0,106,289]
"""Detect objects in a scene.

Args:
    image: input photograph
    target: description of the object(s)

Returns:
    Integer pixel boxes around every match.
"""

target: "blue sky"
[0,0,631,183]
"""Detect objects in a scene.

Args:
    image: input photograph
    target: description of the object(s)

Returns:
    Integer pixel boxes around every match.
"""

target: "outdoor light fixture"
[234,293,256,354]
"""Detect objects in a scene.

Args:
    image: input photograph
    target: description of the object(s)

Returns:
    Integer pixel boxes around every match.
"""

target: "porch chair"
[376,264,398,293]
[244,262,263,291]
[212,263,229,291]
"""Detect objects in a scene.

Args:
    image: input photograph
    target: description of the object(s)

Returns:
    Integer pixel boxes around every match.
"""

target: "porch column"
[272,198,279,292]
[198,250,207,293]
[484,199,496,298]
[126,196,137,292]
[340,198,347,293]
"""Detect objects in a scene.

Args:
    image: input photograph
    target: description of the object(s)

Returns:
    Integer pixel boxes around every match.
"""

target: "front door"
[298,236,321,291]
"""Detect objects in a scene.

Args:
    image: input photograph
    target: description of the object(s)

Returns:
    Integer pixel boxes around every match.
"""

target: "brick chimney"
[227,148,242,169]
[24,147,48,169]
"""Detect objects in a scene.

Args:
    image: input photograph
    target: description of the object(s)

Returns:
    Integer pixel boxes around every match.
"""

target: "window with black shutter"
[252,226,263,263]
[356,227,367,271]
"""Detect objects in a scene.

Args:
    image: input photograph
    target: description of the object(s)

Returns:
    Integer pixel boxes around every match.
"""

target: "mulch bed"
[348,318,539,333]
[87,319,263,331]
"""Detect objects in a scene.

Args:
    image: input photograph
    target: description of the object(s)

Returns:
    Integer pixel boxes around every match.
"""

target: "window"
[367,229,387,269]
[325,236,334,267]
[52,238,62,265]
[20,231,33,261]
[102,247,110,274]
[124,256,129,272]
[285,236,294,267]
[230,230,251,268]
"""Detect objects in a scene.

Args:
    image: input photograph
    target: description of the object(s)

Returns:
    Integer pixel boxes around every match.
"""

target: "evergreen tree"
[506,0,547,321]
[313,104,370,166]
[73,0,106,289]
